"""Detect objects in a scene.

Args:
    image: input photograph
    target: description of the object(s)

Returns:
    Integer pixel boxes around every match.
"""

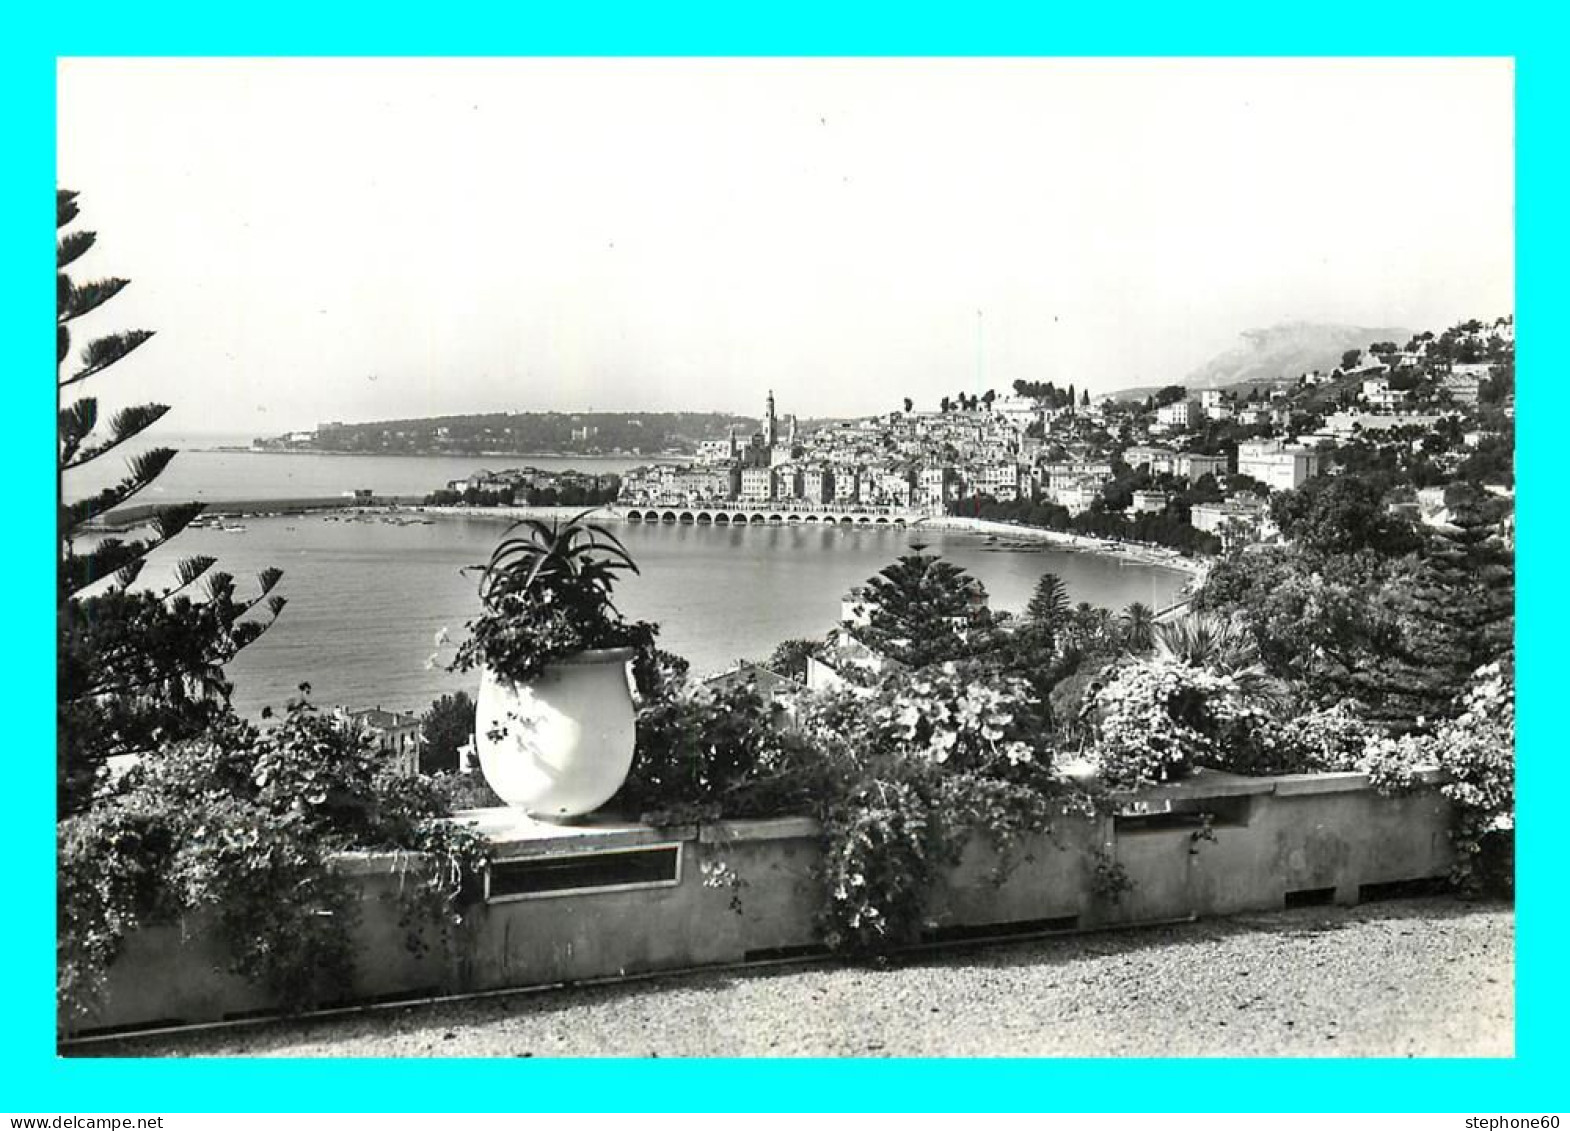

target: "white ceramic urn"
[475,647,638,820]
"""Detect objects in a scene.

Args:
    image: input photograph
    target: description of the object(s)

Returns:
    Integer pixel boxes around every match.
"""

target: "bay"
[67,444,1190,720]
[63,432,648,505]
[124,513,1186,720]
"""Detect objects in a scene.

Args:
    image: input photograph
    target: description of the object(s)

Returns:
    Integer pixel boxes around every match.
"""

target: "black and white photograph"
[56,57,1514,1060]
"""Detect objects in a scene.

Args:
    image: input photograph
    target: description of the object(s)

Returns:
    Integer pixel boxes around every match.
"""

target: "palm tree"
[1072,603,1115,649]
[1119,601,1155,652]
[1153,612,1258,674]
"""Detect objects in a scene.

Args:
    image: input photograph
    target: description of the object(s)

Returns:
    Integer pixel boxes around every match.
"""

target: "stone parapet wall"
[69,770,1453,1037]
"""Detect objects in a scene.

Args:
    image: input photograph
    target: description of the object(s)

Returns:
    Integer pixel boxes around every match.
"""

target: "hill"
[258,411,850,458]
[1111,321,1412,401]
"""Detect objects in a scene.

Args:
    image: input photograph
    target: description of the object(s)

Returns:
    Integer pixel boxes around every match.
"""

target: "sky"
[56,57,1514,436]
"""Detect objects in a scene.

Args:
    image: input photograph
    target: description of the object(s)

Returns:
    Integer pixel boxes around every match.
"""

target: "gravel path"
[77,897,1512,1058]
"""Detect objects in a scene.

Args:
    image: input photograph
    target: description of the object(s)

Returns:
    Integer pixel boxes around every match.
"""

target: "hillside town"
[614,316,1514,556]
[56,51,1519,1080]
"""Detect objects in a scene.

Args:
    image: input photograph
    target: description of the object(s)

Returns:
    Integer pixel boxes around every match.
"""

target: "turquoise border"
[9,1,1557,1112]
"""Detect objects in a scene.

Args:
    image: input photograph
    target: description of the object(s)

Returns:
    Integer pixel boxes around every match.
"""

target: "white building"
[1236,440,1323,492]
[1155,400,1200,431]
[1361,378,1404,411]
[976,462,1028,502]
[1199,389,1232,420]
[1190,497,1271,546]
[1131,490,1169,515]
[1054,480,1101,515]
[739,465,775,502]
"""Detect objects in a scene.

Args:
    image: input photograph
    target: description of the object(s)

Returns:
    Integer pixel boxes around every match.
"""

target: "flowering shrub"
[614,679,817,824]
[1266,703,1379,773]
[1319,660,1513,893]
[805,662,1047,777]
[57,697,489,1028]
[791,665,1079,950]
[1353,732,1430,794]
[1085,660,1265,788]
[1433,661,1514,826]
[820,771,946,948]
[1429,660,1514,892]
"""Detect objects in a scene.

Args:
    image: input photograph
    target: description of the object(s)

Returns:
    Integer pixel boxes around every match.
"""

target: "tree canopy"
[58,189,285,814]
[849,551,993,668]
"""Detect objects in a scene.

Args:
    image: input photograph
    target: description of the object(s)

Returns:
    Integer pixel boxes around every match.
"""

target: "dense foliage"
[847,550,996,668]
[58,190,284,815]
[419,691,475,774]
[58,696,488,1026]
[308,412,759,456]
[423,479,620,508]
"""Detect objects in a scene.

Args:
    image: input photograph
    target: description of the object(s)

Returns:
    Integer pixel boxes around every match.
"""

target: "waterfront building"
[801,464,836,505]
[670,465,740,502]
[876,470,914,507]
[830,464,862,504]
[775,463,805,502]
[1190,496,1271,546]
[1131,489,1169,515]
[918,465,961,508]
[1044,460,1113,492]
[1237,440,1322,492]
[335,707,423,776]
[1054,480,1101,515]
[739,465,775,502]
[975,462,1028,502]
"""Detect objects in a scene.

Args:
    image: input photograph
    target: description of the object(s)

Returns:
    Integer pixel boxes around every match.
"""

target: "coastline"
[917,514,1207,579]
[224,446,683,461]
[90,496,1207,586]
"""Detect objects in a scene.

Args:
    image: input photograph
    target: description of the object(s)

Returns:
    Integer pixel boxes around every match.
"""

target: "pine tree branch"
[150,502,205,543]
[61,539,145,595]
[58,230,96,270]
[112,559,147,592]
[59,277,131,323]
[235,569,287,618]
[58,398,98,465]
[57,190,79,229]
[60,503,209,597]
[60,447,178,532]
[62,331,157,388]
[164,554,218,600]
[63,403,172,468]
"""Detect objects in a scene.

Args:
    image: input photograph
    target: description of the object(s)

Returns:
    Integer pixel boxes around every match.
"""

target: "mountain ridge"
[1110,321,1413,401]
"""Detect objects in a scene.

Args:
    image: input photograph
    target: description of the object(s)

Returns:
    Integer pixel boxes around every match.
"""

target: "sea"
[65,434,1190,720]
